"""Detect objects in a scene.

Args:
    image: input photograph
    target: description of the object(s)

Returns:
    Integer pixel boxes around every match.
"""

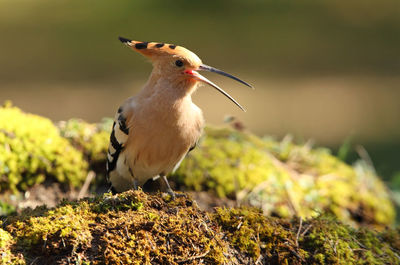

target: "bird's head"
[119,37,252,111]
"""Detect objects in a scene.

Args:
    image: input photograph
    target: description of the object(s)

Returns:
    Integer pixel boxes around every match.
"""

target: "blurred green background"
[0,0,399,186]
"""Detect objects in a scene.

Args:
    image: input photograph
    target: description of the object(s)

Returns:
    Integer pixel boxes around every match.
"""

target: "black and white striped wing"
[106,107,130,188]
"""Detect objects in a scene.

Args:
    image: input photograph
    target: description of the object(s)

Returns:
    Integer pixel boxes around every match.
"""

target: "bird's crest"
[118,37,198,60]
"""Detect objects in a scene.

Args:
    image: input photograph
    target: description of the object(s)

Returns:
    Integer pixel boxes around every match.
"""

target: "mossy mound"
[172,127,395,227]
[2,191,400,264]
[0,104,394,227]
[214,207,400,264]
[0,103,88,193]
[5,191,230,264]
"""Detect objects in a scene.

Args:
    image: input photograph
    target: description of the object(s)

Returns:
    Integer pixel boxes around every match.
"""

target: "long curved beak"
[185,68,247,112]
[199,64,253,89]
[189,64,253,111]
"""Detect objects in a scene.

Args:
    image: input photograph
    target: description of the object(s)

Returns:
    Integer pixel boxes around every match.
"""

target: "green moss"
[0,201,16,216]
[172,127,395,227]
[0,103,394,229]
[5,191,228,264]
[302,218,400,264]
[3,192,399,264]
[213,207,293,261]
[9,203,95,254]
[174,128,285,199]
[213,207,400,264]
[0,102,88,193]
[58,118,112,187]
[58,118,111,163]
[0,227,24,264]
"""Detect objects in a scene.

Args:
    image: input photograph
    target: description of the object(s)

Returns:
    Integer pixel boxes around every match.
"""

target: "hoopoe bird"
[106,37,252,198]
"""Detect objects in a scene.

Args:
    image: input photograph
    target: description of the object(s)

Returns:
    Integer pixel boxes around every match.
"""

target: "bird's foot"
[167,189,176,200]
[161,175,185,200]
[162,190,186,201]
[166,189,186,200]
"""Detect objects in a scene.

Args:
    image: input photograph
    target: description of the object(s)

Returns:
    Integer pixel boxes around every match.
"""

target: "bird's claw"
[165,189,186,200]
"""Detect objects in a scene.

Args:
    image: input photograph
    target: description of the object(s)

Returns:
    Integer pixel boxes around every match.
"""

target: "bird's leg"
[161,175,186,199]
[129,167,139,190]
[161,175,186,200]
[161,175,175,199]
[108,184,117,195]
[133,178,139,190]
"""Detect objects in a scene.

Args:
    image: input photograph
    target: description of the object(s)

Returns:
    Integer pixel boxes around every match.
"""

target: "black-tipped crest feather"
[119,36,132,44]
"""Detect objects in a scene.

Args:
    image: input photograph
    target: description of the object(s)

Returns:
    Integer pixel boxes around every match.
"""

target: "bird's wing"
[171,142,197,173]
[106,106,130,188]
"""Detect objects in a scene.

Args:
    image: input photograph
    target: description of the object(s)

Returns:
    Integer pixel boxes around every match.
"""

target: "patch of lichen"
[213,207,400,264]
[172,127,395,227]
[0,102,88,193]
[5,191,229,264]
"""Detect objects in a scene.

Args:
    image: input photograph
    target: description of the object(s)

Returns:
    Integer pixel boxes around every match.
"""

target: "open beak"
[199,64,253,89]
[185,64,252,112]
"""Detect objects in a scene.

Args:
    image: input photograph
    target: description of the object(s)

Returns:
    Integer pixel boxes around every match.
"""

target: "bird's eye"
[175,60,184,67]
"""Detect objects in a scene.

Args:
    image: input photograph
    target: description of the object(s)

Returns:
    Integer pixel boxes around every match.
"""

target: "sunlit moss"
[0,103,394,228]
[3,191,400,264]
[9,203,96,257]
[58,118,112,187]
[5,191,229,264]
[58,118,112,163]
[0,227,24,264]
[213,207,400,264]
[0,102,88,193]
[0,105,111,194]
[0,201,15,216]
[172,127,395,227]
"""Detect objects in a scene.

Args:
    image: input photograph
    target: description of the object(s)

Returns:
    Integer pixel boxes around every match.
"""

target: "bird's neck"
[135,70,202,123]
[139,68,198,102]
